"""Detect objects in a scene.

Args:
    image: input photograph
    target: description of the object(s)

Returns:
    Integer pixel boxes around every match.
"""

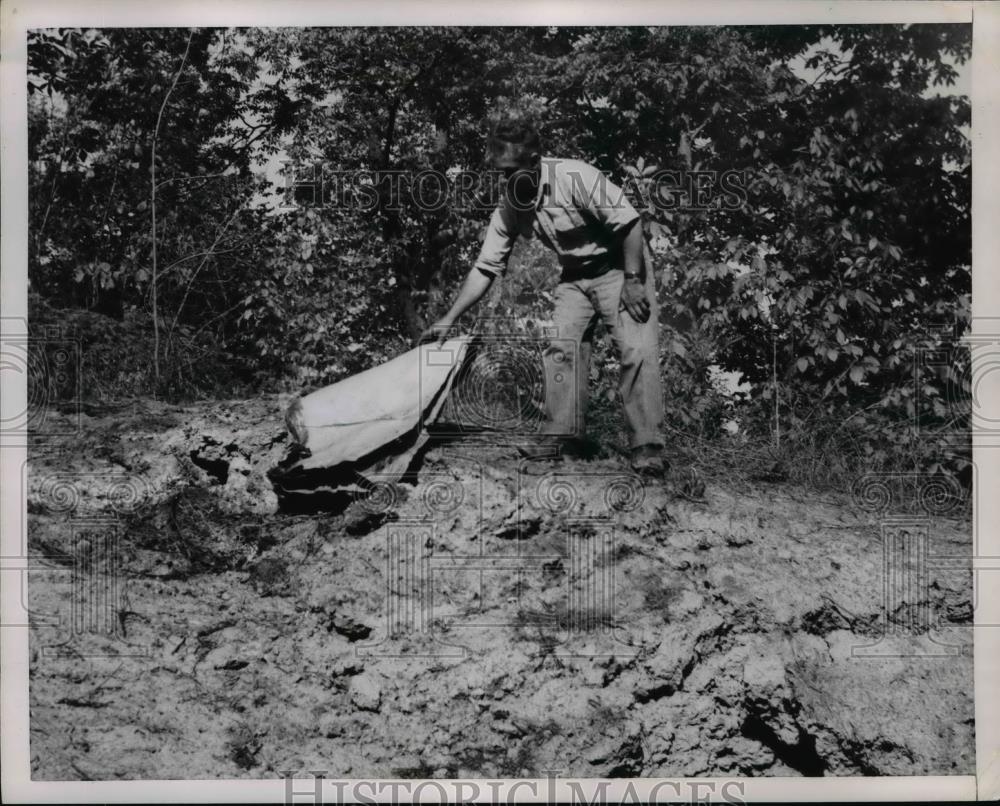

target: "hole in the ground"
[267,429,444,515]
[189,450,229,484]
[740,712,827,777]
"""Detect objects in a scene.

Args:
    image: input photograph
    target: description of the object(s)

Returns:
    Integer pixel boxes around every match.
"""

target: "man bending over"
[420,117,666,476]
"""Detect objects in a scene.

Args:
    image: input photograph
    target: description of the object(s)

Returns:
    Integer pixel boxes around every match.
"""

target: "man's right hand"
[619,276,651,323]
[417,318,455,346]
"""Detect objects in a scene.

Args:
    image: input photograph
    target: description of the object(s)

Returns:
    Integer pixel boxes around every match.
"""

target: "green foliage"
[27,24,971,479]
[28,294,245,402]
[234,208,409,389]
[574,25,971,476]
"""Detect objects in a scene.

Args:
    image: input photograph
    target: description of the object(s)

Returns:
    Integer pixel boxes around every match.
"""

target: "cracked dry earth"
[26,397,974,779]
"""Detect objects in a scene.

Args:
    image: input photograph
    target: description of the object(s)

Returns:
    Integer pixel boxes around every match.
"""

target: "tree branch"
[165,204,244,355]
[150,29,195,389]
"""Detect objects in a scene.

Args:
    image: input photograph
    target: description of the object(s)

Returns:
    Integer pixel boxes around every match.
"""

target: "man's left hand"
[620,276,650,323]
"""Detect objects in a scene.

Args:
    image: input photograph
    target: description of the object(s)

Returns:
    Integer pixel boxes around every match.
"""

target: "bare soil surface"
[26,397,974,779]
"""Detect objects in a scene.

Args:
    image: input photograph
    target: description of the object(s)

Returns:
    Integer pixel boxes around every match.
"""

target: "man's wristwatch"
[624,272,641,281]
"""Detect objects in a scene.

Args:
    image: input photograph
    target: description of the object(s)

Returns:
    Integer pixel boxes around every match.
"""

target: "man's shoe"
[630,444,666,476]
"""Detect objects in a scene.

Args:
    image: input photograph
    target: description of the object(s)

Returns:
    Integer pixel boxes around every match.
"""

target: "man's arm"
[418,207,514,344]
[619,218,651,323]
[418,268,495,344]
[621,218,645,281]
[566,160,650,322]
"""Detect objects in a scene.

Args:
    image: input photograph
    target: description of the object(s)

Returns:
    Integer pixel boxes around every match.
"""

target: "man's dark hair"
[488,116,541,163]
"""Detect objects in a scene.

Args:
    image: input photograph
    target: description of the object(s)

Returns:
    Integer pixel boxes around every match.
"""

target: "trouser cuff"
[629,433,665,450]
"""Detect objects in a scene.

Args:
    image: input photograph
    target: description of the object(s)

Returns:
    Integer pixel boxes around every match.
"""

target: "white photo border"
[1,1,994,802]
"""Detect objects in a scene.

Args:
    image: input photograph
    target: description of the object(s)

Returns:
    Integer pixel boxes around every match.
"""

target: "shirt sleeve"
[570,161,640,235]
[473,206,516,278]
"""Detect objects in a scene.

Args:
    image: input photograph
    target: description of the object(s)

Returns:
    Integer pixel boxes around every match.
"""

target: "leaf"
[672,341,687,358]
[849,365,865,384]
[797,357,809,373]
[827,348,839,361]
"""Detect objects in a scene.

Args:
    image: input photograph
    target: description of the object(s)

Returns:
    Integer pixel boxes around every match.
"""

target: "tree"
[28,27,279,391]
